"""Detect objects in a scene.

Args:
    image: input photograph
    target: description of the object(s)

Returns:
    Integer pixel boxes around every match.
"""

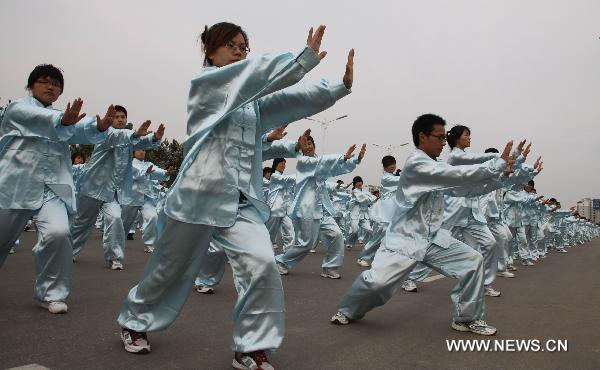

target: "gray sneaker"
[276,263,289,275]
[402,280,418,292]
[484,286,501,297]
[321,268,341,279]
[330,312,350,325]
[452,320,497,336]
[194,285,214,294]
[39,301,68,314]
[232,350,274,370]
[357,259,370,267]
[121,328,150,354]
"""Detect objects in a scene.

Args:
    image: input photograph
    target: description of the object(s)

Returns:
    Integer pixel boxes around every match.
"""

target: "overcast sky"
[1,0,598,207]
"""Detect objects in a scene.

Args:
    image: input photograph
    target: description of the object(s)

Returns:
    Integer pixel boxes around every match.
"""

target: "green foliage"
[146,138,184,186]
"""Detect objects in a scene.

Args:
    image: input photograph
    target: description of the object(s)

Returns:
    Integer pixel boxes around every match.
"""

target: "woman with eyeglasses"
[117,22,354,370]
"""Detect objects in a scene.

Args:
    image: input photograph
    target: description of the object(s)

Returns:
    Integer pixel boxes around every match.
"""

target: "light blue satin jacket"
[443,148,499,226]
[370,171,401,223]
[267,171,296,218]
[290,154,359,220]
[384,149,508,261]
[164,46,350,227]
[327,182,351,218]
[124,158,170,206]
[77,129,160,204]
[0,97,107,213]
[349,188,376,220]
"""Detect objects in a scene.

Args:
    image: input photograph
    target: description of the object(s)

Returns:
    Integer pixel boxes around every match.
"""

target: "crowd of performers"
[1,22,598,370]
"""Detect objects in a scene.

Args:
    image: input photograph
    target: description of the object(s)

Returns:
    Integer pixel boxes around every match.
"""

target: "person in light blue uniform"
[0,64,114,313]
[265,157,296,250]
[345,176,376,248]
[357,155,399,266]
[331,114,517,336]
[70,105,164,270]
[192,131,308,295]
[442,125,515,298]
[121,149,171,253]
[275,139,365,279]
[117,23,355,369]
[328,180,351,238]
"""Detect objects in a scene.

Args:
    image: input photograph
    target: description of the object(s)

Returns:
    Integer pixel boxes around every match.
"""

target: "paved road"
[1,230,599,369]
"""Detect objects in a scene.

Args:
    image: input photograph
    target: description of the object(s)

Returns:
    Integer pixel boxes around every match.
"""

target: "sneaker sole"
[321,273,341,279]
[123,343,150,354]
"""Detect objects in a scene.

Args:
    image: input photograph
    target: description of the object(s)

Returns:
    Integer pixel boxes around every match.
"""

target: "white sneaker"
[194,285,214,294]
[557,249,568,253]
[9,247,16,254]
[485,286,501,297]
[39,301,68,314]
[272,244,279,250]
[232,351,274,370]
[110,261,124,270]
[402,280,417,292]
[321,268,341,279]
[496,271,515,278]
[356,259,370,267]
[527,261,535,266]
[452,320,497,335]
[507,265,518,271]
[121,328,150,354]
[143,245,154,253]
[276,264,289,275]
[309,249,317,253]
[330,312,350,325]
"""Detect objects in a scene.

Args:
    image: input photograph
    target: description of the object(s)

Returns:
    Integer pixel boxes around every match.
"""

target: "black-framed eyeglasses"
[36,79,62,88]
[428,134,447,143]
[225,42,250,54]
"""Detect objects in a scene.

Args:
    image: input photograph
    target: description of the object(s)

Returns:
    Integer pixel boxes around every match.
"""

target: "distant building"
[576,198,600,224]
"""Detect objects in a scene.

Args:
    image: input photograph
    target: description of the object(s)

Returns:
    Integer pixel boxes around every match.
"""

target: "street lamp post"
[305,114,348,154]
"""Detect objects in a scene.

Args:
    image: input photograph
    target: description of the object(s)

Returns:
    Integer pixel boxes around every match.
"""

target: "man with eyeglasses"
[331,113,517,336]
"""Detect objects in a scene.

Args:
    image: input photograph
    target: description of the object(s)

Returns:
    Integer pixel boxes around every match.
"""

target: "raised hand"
[307,25,327,60]
[297,128,312,153]
[344,144,357,161]
[96,105,116,132]
[146,165,154,174]
[133,120,151,138]
[501,141,515,164]
[522,142,532,159]
[61,98,86,126]
[153,123,165,141]
[357,143,367,162]
[343,49,354,89]
[516,139,526,153]
[267,125,289,142]
[534,156,541,169]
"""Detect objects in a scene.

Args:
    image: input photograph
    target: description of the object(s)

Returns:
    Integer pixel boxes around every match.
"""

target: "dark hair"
[27,64,64,93]
[381,155,396,168]
[271,158,286,172]
[484,148,499,153]
[263,167,272,175]
[527,180,535,187]
[114,105,128,118]
[306,135,315,146]
[336,179,344,184]
[446,125,470,149]
[200,22,249,66]
[352,176,363,189]
[71,152,83,164]
[412,114,446,146]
